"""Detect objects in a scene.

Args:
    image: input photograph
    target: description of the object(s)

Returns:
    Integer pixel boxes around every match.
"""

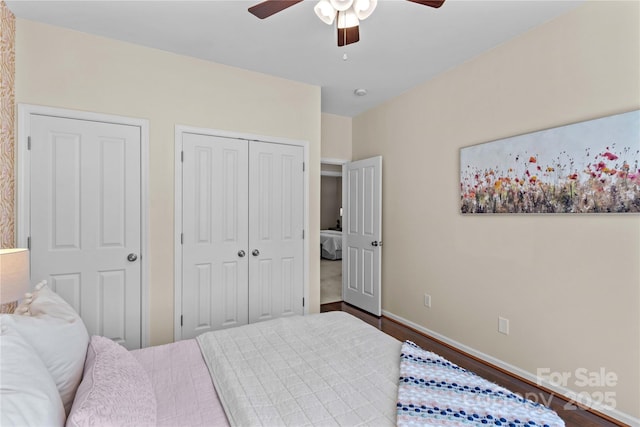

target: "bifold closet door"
[182,134,249,337]
[248,141,304,323]
[181,134,304,338]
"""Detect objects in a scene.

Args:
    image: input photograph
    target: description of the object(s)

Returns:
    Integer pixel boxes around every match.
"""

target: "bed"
[0,282,565,427]
[320,229,342,260]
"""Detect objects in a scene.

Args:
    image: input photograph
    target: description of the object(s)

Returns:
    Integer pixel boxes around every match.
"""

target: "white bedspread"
[320,230,342,260]
[197,312,401,426]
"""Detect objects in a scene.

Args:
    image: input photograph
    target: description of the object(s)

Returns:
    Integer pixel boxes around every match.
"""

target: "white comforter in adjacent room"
[320,230,342,260]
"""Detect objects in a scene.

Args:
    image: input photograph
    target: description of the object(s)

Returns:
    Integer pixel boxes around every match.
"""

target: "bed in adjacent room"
[320,229,342,260]
[1,282,565,427]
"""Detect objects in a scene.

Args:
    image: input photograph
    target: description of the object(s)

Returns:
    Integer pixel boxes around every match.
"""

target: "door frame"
[174,125,310,341]
[16,104,151,347]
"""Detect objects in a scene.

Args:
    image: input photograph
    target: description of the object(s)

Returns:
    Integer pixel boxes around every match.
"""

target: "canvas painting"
[460,110,640,214]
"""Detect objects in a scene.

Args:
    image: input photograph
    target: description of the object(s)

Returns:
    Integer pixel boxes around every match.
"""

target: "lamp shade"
[353,0,377,20]
[0,248,30,304]
[329,0,354,12]
[314,0,336,25]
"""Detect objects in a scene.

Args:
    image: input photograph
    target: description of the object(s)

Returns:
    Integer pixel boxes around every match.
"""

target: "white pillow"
[18,281,78,321]
[11,282,89,415]
[0,319,66,427]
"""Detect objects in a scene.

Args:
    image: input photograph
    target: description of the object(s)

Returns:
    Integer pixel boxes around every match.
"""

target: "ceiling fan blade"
[405,0,445,8]
[248,0,304,19]
[337,25,360,47]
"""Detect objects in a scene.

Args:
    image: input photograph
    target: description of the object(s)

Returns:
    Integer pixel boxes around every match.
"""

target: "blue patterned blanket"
[396,341,564,427]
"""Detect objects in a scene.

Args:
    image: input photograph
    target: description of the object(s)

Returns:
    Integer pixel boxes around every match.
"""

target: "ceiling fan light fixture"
[314,0,337,25]
[248,0,445,47]
[337,9,359,29]
[329,0,354,12]
[353,0,377,20]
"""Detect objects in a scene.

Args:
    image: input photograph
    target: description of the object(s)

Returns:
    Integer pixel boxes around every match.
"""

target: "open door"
[342,156,382,316]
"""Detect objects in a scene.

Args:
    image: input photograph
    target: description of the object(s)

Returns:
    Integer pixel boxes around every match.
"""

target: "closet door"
[182,133,249,338]
[29,115,143,349]
[248,142,304,322]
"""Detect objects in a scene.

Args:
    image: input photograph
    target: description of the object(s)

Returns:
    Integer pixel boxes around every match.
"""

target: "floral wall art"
[460,110,640,214]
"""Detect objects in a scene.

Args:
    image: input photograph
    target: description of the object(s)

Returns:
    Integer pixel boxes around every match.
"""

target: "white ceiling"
[6,0,583,117]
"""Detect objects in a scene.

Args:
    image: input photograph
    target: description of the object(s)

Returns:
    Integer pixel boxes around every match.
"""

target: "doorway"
[320,160,344,304]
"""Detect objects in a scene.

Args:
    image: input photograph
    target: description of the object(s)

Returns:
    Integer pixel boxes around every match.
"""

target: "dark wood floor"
[321,302,625,427]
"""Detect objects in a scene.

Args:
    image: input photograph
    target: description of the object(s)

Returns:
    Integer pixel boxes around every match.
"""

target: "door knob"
[238,250,246,258]
[371,241,378,247]
[252,249,260,257]
[127,253,138,262]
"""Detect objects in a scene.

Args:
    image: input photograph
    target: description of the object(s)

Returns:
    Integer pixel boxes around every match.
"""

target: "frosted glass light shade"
[337,9,359,29]
[330,0,354,12]
[0,248,30,305]
[353,0,377,20]
[314,0,336,25]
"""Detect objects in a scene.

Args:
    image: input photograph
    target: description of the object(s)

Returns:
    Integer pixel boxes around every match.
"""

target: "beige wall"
[15,19,322,346]
[321,112,351,160]
[353,1,639,420]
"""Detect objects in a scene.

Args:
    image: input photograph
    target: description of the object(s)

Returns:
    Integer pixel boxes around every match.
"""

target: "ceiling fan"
[248,0,446,47]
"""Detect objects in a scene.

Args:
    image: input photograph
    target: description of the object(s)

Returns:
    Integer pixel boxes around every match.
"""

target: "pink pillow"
[66,336,156,427]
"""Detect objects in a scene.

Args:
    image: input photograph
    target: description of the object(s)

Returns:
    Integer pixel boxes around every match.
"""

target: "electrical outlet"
[424,294,431,308]
[498,316,510,335]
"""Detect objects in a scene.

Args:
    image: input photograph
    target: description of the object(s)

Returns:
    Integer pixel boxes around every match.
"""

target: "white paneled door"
[181,134,249,337]
[29,115,142,349]
[181,133,304,339]
[343,156,382,316]
[248,141,304,323]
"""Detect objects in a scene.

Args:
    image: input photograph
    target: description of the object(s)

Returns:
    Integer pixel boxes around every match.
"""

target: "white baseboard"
[382,310,639,427]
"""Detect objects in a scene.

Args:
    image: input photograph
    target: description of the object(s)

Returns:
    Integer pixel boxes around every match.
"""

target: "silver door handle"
[238,250,246,258]
[252,249,260,257]
[127,253,138,262]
